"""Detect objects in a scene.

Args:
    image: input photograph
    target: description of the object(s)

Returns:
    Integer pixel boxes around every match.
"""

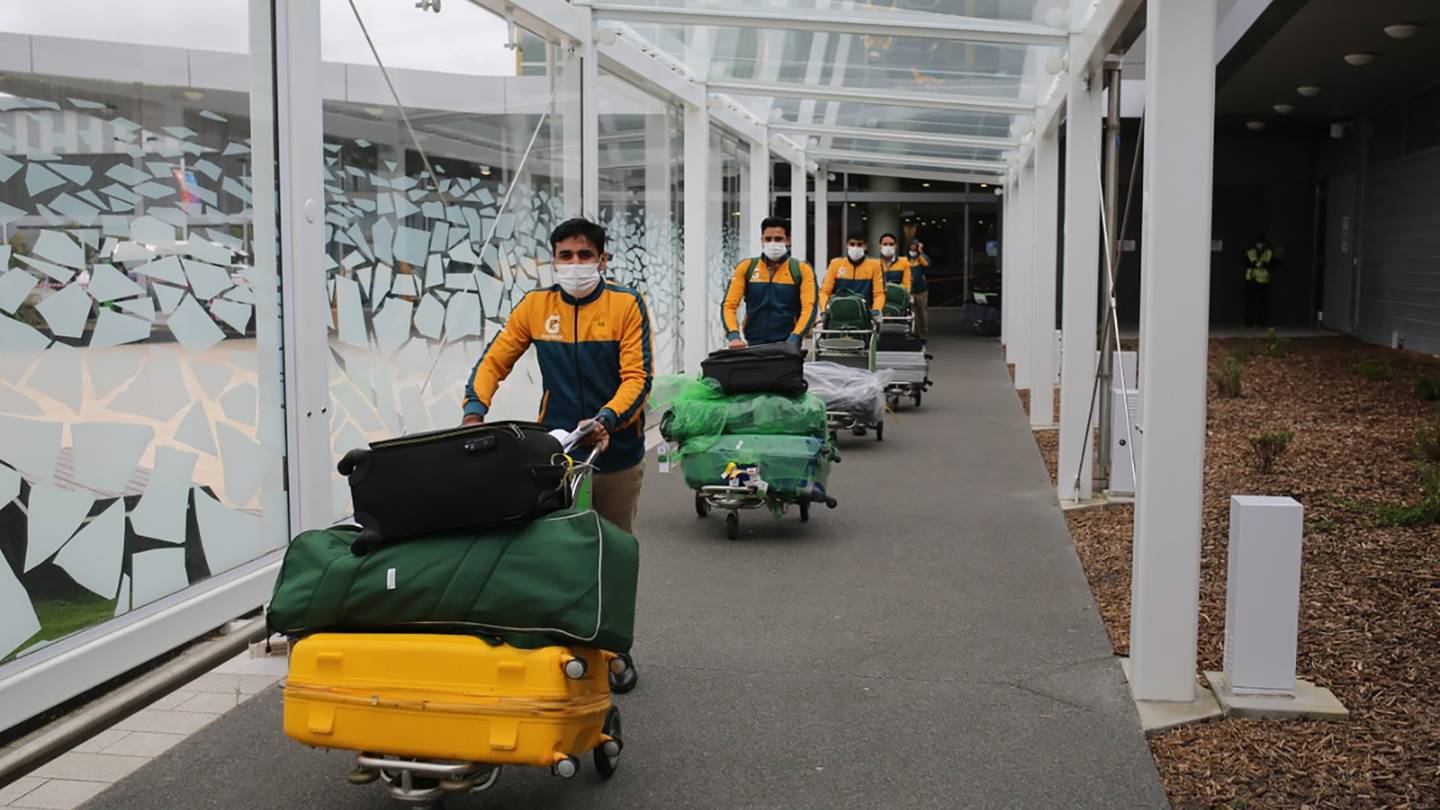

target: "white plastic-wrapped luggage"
[804,361,892,422]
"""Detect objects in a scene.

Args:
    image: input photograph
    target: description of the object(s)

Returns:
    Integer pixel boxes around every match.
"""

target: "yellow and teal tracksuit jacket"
[721,256,817,345]
[881,257,913,291]
[820,256,886,315]
[463,281,654,473]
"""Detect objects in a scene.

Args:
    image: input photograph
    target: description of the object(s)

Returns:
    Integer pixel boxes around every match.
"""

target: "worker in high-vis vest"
[908,240,931,341]
[878,233,912,291]
[722,216,817,348]
[1244,234,1274,328]
[820,233,886,317]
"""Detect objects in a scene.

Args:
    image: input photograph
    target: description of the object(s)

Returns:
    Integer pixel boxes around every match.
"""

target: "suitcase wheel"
[595,706,623,779]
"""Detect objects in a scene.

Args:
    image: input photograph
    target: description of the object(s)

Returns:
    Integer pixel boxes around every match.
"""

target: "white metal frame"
[772,122,1016,151]
[589,3,1068,47]
[709,79,1034,115]
[809,149,1005,174]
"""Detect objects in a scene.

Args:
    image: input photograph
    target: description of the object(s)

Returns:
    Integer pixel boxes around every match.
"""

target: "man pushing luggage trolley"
[462,216,653,692]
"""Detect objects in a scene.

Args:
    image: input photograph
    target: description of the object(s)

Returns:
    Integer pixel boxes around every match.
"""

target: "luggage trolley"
[812,294,883,440]
[688,438,839,540]
[283,430,629,807]
[876,283,932,410]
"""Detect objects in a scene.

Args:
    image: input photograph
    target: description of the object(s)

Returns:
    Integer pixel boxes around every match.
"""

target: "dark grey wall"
[1355,147,1440,354]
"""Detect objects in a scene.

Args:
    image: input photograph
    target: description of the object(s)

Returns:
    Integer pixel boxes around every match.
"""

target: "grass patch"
[1210,357,1243,398]
[1264,329,1290,358]
[1416,376,1440,402]
[1352,357,1394,381]
[1,595,118,664]
[1249,429,1294,473]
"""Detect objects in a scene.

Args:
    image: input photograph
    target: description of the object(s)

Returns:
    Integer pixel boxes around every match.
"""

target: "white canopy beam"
[709,79,1034,116]
[808,149,1004,174]
[589,2,1069,47]
[827,164,1002,186]
[771,123,1015,151]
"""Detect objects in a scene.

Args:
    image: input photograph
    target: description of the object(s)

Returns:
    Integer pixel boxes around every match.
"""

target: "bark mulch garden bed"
[1026,336,1440,809]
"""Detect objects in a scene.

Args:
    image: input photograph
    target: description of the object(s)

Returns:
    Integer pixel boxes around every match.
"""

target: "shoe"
[609,652,638,694]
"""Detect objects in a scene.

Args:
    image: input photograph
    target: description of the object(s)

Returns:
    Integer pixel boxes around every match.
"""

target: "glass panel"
[318,0,578,522]
[607,0,1051,23]
[707,130,744,346]
[0,0,284,664]
[597,74,684,375]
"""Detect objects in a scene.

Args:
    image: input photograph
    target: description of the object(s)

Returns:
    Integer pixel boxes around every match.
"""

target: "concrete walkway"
[76,320,1167,809]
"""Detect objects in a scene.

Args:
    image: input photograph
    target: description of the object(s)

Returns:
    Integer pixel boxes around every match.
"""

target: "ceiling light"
[1296,85,1321,97]
[1246,120,1267,131]
[1273,104,1296,114]
[922,182,931,188]
[979,183,988,188]
[480,165,491,176]
[1044,52,1067,76]
[1344,53,1374,66]
[182,90,204,102]
[1384,23,1419,40]
[594,27,620,46]
[364,105,385,117]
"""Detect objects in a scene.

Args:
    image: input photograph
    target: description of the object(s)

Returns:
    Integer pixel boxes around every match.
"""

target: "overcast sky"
[0,0,515,75]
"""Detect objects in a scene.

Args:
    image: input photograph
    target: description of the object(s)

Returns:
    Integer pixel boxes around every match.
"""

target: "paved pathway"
[66,320,1167,809]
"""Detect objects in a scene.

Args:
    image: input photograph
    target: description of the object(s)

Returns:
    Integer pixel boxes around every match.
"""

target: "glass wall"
[0,2,285,665]
[708,130,745,346]
[317,0,579,521]
[596,72,684,376]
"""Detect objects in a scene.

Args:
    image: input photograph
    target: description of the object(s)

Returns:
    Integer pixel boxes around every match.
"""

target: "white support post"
[790,160,808,266]
[813,165,829,278]
[748,138,769,255]
[580,32,600,219]
[272,0,331,531]
[1000,174,1012,349]
[683,102,711,373]
[1029,132,1059,427]
[560,44,583,219]
[1129,0,1218,703]
[1058,60,1102,500]
[1010,161,1034,390]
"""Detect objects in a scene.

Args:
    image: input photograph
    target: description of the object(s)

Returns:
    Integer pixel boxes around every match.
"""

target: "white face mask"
[556,262,601,298]
[762,242,789,261]
[847,246,866,262]
[880,245,896,258]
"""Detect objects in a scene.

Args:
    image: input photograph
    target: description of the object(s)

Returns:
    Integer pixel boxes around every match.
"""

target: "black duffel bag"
[701,341,808,396]
[336,421,568,555]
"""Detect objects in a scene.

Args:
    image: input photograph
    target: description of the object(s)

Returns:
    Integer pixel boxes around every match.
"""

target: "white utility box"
[1223,496,1304,695]
[1106,387,1141,495]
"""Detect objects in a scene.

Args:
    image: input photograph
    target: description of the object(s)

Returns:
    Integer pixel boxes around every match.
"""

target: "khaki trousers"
[912,291,930,340]
[592,463,645,535]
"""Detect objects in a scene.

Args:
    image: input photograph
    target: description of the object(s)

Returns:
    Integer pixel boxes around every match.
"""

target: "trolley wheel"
[876,422,885,442]
[594,706,622,779]
[912,389,922,408]
[725,511,740,540]
[799,500,811,522]
[694,492,709,518]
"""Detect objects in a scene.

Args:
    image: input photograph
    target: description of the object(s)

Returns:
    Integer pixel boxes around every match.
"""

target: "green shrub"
[1264,329,1290,358]
[1370,458,1440,528]
[1352,358,1393,381]
[1414,418,1440,465]
[1416,377,1440,402]
[1249,430,1294,473]
[1228,340,1254,363]
[1210,357,1243,398]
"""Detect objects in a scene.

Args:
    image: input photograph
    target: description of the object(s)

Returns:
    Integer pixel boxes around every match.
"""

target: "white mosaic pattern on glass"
[0,77,284,664]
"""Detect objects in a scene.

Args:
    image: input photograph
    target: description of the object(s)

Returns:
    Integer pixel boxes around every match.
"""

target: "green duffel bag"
[657,376,828,444]
[267,509,639,652]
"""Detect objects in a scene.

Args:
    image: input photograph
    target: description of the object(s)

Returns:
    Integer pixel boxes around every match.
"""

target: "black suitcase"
[877,332,926,352]
[701,341,808,396]
[336,421,568,555]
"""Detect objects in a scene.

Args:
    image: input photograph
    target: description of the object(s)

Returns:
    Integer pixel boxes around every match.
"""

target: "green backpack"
[826,294,871,330]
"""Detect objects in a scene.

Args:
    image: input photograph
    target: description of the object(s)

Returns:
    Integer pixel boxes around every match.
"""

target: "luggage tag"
[657,441,673,473]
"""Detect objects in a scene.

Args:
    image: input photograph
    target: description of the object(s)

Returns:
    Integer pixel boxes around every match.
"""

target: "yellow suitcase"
[283,634,619,770]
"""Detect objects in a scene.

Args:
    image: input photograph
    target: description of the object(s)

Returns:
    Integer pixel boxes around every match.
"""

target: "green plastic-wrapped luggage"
[266,509,638,652]
[678,434,836,498]
[654,376,827,444]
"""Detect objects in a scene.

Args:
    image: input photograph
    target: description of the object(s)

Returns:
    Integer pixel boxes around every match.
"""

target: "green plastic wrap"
[679,434,835,497]
[653,375,827,444]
